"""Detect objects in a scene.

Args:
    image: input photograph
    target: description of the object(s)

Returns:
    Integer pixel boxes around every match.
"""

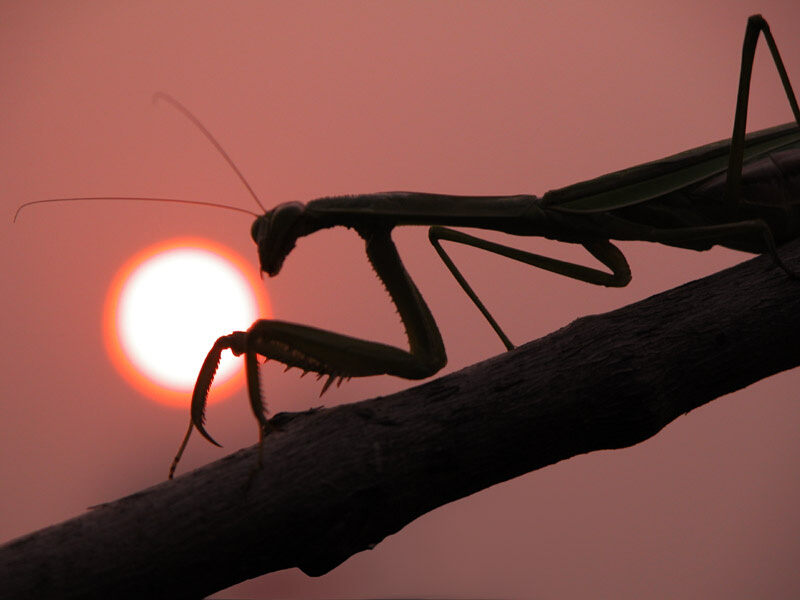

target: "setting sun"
[105,239,270,407]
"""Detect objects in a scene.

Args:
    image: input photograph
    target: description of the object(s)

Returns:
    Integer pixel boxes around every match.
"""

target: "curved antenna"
[153,92,267,213]
[14,196,259,223]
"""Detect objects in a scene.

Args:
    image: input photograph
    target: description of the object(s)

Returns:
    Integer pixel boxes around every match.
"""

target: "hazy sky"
[3,2,800,598]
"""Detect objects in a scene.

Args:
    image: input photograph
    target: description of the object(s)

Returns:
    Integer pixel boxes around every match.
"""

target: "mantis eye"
[250,217,264,245]
[256,202,306,276]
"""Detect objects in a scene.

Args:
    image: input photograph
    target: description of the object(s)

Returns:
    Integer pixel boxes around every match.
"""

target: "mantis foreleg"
[169,227,446,478]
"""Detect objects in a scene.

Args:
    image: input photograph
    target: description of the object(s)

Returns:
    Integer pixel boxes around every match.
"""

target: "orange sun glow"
[104,238,270,407]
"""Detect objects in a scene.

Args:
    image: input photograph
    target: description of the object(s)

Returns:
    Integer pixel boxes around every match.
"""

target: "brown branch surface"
[3,239,800,600]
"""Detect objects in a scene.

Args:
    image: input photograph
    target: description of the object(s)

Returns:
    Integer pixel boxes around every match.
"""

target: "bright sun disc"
[104,239,270,407]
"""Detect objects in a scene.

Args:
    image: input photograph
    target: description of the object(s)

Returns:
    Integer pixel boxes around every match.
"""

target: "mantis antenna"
[152,91,267,213]
[14,92,266,221]
[13,197,259,222]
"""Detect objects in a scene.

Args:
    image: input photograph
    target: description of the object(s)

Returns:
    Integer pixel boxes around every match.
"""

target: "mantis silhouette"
[14,16,800,479]
[172,14,800,478]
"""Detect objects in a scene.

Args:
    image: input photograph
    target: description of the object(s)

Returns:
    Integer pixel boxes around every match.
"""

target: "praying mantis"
[172,14,800,478]
[14,15,800,479]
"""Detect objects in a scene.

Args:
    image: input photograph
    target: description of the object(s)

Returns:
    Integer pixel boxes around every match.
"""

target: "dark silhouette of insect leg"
[428,226,631,350]
[169,227,447,479]
[725,15,800,207]
[644,219,798,278]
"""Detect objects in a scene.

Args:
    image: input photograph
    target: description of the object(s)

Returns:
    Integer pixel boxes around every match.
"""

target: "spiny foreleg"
[169,332,248,479]
[168,325,361,479]
[168,227,446,479]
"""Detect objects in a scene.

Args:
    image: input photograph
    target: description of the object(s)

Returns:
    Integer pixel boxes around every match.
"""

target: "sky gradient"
[3,2,800,598]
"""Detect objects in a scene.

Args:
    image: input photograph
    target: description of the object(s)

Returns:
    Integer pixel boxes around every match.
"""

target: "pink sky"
[2,2,800,598]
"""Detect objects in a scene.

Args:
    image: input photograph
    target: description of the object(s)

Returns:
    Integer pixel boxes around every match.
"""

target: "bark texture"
[3,239,800,600]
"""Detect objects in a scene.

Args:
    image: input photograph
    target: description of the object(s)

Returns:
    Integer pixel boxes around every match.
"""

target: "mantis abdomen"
[608,146,800,253]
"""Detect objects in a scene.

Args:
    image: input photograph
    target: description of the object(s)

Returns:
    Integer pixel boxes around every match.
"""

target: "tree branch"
[4,239,800,600]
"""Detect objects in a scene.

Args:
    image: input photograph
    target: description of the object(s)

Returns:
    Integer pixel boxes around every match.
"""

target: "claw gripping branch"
[168,326,353,479]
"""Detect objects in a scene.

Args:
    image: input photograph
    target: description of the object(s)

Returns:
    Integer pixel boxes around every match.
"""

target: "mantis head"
[251,201,308,276]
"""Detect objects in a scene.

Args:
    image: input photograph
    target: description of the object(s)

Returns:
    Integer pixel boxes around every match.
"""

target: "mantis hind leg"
[642,220,798,279]
[725,15,800,207]
[428,226,631,350]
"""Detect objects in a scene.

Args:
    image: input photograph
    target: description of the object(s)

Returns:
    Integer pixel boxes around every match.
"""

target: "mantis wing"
[546,123,800,214]
[552,16,800,215]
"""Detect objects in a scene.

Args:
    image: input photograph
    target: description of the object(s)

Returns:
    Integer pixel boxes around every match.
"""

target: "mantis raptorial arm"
[169,226,446,478]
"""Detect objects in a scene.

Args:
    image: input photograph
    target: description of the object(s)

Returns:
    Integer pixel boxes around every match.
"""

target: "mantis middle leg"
[428,226,632,350]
